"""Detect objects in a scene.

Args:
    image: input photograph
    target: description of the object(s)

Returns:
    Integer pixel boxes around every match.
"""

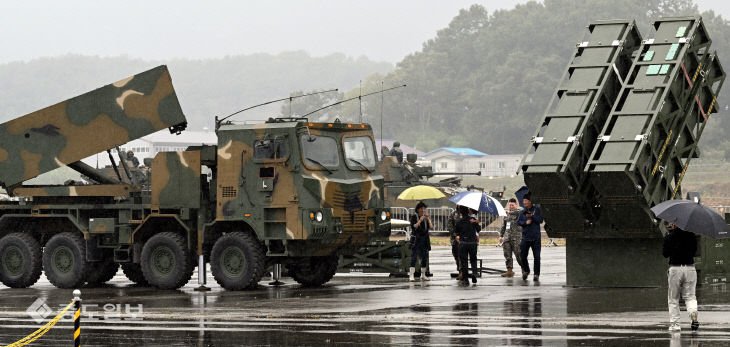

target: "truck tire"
[0,233,43,288]
[43,232,89,289]
[210,232,265,290]
[86,258,119,286]
[140,232,192,290]
[121,263,149,286]
[288,256,338,287]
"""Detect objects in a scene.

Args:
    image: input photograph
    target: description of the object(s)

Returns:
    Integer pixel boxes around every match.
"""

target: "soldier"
[446,205,461,277]
[127,150,140,167]
[499,198,523,277]
[390,141,404,163]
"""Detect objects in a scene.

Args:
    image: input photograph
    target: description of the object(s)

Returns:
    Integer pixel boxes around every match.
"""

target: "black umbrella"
[650,200,730,239]
[515,186,530,208]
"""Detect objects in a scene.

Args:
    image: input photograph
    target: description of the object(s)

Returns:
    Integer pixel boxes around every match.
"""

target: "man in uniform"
[127,150,140,167]
[390,141,404,163]
[499,198,523,277]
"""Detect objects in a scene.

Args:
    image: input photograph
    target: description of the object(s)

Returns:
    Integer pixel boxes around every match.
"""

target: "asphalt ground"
[1,246,729,346]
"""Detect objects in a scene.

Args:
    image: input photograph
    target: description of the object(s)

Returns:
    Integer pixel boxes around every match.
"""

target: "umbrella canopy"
[448,191,507,216]
[650,200,730,239]
[515,186,530,208]
[396,185,446,201]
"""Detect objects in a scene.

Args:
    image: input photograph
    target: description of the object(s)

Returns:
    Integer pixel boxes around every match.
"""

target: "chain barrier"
[3,290,80,347]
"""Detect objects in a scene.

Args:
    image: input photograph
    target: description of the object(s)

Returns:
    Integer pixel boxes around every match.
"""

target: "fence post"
[73,289,81,347]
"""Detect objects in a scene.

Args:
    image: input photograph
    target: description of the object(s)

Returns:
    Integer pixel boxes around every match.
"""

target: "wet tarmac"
[1,246,728,346]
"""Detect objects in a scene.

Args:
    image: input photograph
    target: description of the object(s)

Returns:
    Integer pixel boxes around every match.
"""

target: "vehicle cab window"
[343,136,376,170]
[300,135,339,169]
[254,138,288,160]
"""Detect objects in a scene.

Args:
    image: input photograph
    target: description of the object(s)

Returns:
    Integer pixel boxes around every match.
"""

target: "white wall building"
[81,129,217,168]
[420,147,522,177]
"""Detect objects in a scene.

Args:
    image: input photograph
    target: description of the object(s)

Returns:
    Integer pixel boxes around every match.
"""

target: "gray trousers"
[668,266,698,325]
[502,237,523,270]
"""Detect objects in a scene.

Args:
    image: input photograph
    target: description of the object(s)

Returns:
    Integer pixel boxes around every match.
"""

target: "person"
[456,205,480,284]
[663,222,699,332]
[409,201,432,281]
[500,198,523,277]
[518,194,543,281]
[127,150,140,167]
[390,141,404,163]
[446,206,461,276]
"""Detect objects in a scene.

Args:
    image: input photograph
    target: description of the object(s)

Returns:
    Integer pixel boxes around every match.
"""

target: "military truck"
[0,66,389,290]
[521,16,729,287]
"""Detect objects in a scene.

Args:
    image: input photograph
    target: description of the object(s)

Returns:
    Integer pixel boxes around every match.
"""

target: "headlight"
[316,211,323,222]
[380,211,388,221]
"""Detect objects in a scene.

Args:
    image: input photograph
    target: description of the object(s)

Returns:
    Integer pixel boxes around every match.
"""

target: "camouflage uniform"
[446,209,460,272]
[500,208,523,270]
[389,142,404,163]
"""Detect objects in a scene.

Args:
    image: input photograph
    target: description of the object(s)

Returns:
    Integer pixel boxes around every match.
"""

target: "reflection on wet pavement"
[1,247,728,346]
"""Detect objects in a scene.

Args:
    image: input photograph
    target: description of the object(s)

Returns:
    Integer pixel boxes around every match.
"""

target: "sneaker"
[522,271,528,280]
[691,312,699,331]
[668,324,681,332]
[534,275,539,281]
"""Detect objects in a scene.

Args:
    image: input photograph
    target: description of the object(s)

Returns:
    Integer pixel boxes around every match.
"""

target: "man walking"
[663,223,700,332]
[499,198,523,277]
[518,195,542,281]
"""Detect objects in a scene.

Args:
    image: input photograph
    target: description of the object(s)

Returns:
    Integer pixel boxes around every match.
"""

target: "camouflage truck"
[0,66,389,290]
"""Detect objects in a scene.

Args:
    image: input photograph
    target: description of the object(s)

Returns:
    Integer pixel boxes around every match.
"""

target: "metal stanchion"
[73,289,81,347]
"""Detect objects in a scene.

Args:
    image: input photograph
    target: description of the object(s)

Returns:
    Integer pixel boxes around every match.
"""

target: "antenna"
[303,84,406,119]
[215,88,338,128]
[359,80,363,123]
[380,80,384,156]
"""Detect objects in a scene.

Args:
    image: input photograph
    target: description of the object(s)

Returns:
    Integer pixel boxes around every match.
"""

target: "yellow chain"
[3,300,75,347]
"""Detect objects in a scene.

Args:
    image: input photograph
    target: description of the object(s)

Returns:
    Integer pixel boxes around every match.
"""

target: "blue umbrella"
[449,191,507,216]
[515,186,530,208]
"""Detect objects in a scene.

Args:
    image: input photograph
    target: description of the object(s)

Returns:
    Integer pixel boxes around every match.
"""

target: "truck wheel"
[140,232,192,290]
[42,232,89,289]
[0,233,43,288]
[210,232,265,290]
[121,263,149,286]
[86,258,119,286]
[288,256,338,287]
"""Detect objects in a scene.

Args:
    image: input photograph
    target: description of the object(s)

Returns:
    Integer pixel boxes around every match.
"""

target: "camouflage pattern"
[12,184,137,197]
[213,120,387,257]
[0,65,186,189]
[151,151,201,209]
[500,207,523,270]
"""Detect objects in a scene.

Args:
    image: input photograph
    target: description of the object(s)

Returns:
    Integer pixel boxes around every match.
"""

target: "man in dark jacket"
[518,195,543,281]
[409,201,432,281]
[456,206,480,284]
[663,223,699,332]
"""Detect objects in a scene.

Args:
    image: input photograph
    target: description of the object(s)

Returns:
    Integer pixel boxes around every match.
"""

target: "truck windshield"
[344,136,376,169]
[301,135,339,168]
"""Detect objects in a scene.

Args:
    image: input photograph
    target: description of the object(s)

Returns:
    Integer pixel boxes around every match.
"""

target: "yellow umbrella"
[396,185,446,201]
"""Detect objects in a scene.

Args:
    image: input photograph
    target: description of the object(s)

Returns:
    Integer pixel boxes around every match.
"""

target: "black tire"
[86,258,119,286]
[210,232,266,290]
[0,233,43,288]
[140,232,193,290]
[288,256,338,287]
[42,232,89,289]
[121,263,149,286]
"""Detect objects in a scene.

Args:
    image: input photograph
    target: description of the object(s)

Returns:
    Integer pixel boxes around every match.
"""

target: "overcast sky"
[1,0,729,64]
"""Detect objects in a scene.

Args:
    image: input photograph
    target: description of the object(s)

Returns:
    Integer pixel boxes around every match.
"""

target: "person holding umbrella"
[409,201,432,281]
[650,199,730,332]
[662,222,699,332]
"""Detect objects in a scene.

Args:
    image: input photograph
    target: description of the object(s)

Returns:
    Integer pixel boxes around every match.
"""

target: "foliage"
[336,0,730,154]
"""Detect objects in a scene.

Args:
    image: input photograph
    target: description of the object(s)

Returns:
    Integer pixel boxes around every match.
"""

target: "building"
[420,147,522,177]
[82,129,217,168]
